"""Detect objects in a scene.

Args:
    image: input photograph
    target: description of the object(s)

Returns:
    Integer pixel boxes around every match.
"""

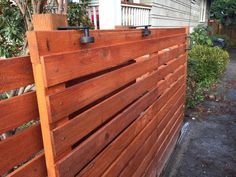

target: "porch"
[86,0,151,29]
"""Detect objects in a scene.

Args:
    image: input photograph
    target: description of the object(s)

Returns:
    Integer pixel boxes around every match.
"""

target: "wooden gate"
[27,25,187,177]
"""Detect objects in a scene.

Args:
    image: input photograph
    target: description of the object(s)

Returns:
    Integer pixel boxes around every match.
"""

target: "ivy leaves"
[0,0,25,58]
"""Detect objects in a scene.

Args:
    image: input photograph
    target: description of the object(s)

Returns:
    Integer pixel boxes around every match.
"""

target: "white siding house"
[74,0,210,31]
[140,0,210,32]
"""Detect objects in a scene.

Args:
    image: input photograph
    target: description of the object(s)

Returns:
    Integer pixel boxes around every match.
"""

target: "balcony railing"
[121,2,151,26]
[87,0,99,29]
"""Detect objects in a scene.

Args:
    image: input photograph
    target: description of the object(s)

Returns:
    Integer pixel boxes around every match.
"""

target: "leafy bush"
[187,45,229,108]
[0,0,25,57]
[191,25,213,47]
[67,1,93,28]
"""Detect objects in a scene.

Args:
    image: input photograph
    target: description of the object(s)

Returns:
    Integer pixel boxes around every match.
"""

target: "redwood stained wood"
[41,34,185,87]
[48,54,158,123]
[27,16,69,177]
[156,118,183,176]
[51,59,185,156]
[77,76,185,177]
[102,87,184,177]
[8,153,47,177]
[158,44,186,66]
[30,28,185,59]
[27,26,187,177]
[120,105,183,177]
[143,113,183,177]
[52,69,160,156]
[55,86,159,177]
[0,125,43,175]
[0,56,34,93]
[140,113,183,177]
[0,91,39,134]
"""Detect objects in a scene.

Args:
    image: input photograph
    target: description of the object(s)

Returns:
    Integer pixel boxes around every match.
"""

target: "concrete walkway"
[162,49,236,177]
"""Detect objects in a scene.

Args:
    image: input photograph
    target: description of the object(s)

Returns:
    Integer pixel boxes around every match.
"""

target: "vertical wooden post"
[27,14,68,177]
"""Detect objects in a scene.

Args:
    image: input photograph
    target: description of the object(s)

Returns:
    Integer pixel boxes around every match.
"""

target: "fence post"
[27,14,68,177]
[32,14,68,30]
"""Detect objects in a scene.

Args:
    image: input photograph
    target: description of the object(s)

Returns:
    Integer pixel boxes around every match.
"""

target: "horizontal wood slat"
[120,102,183,177]
[78,75,184,176]
[48,54,158,123]
[145,112,183,177]
[158,44,186,66]
[27,27,187,177]
[132,113,182,177]
[0,56,34,93]
[8,153,47,177]
[52,69,160,155]
[102,84,184,177]
[141,111,183,177]
[0,125,43,175]
[0,55,45,176]
[41,34,186,87]
[56,86,160,177]
[51,57,185,156]
[77,74,185,177]
[0,91,39,134]
[29,28,186,58]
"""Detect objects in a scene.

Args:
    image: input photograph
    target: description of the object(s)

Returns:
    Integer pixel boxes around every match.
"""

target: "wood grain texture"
[0,125,43,175]
[140,112,183,177]
[26,26,187,177]
[74,73,185,177]
[0,91,39,134]
[33,14,68,31]
[52,69,161,156]
[41,34,185,87]
[158,44,186,66]
[0,56,34,93]
[52,55,185,156]
[143,113,183,177]
[102,84,184,177]
[48,54,158,123]
[55,86,160,177]
[8,153,47,177]
[27,16,68,177]
[29,28,185,59]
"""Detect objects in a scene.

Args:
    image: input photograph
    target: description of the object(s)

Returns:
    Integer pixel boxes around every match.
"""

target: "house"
[76,0,210,32]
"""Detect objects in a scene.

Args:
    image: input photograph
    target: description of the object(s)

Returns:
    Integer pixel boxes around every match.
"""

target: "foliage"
[210,0,236,26]
[187,45,229,108]
[0,0,25,57]
[191,25,213,47]
[0,0,93,58]
[67,1,93,28]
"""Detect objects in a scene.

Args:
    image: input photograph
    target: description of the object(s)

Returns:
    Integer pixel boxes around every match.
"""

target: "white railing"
[121,3,151,26]
[87,0,99,29]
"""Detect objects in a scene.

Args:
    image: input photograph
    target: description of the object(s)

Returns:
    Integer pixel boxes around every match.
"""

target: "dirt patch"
[161,49,236,177]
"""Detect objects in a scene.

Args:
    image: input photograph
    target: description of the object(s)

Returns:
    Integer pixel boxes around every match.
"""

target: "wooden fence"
[0,15,187,177]
[0,56,47,177]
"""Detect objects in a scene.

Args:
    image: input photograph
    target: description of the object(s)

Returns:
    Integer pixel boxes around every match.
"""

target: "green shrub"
[187,45,229,108]
[191,25,213,47]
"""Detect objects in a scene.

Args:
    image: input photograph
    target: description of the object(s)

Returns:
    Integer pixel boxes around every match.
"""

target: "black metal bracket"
[186,35,192,50]
[57,26,95,44]
[129,25,151,37]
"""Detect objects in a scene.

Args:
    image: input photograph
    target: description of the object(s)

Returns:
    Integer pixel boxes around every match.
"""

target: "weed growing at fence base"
[187,45,229,108]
